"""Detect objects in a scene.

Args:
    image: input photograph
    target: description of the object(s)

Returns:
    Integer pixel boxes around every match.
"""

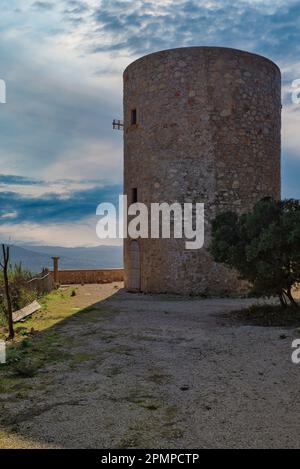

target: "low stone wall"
[51,268,124,285]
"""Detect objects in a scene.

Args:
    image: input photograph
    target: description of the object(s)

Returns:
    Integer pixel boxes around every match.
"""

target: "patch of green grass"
[227,304,300,327]
[132,334,159,342]
[3,288,80,339]
[109,391,155,406]
[117,403,182,446]
[106,365,122,377]
[2,329,73,382]
[69,352,95,367]
[163,405,178,422]
[160,426,184,439]
[12,361,38,378]
[147,371,170,385]
[118,435,141,449]
[5,346,24,365]
[0,376,28,394]
[19,338,32,349]
[107,344,137,356]
[159,405,184,439]
[0,286,116,398]
[67,305,114,326]
[129,396,160,410]
[81,383,98,393]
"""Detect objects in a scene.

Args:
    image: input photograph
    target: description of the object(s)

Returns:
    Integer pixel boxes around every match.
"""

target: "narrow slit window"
[132,187,137,203]
[131,108,137,125]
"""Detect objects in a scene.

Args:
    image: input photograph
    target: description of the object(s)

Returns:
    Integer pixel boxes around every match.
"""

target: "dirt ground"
[1,283,300,449]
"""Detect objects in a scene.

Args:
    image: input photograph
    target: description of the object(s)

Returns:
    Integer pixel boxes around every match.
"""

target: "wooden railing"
[27,270,54,295]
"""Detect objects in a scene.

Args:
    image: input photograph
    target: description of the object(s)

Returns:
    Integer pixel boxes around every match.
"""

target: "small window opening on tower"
[132,187,137,203]
[131,109,137,125]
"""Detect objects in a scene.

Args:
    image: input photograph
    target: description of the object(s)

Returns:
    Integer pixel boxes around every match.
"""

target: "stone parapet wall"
[50,269,124,285]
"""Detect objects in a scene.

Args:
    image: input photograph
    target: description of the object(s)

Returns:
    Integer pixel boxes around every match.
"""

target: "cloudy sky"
[0,0,300,247]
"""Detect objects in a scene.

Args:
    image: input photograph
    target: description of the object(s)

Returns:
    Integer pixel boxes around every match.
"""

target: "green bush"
[0,303,6,327]
[210,198,300,306]
[0,262,35,328]
[16,288,36,310]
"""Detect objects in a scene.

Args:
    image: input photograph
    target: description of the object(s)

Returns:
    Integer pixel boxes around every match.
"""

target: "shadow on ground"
[1,285,300,449]
[0,285,127,448]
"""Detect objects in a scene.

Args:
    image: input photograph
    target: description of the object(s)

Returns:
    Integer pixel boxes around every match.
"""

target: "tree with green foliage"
[210,198,300,306]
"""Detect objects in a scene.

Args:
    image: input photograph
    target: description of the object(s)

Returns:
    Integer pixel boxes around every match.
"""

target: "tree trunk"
[1,245,14,340]
[286,286,298,307]
[278,292,286,306]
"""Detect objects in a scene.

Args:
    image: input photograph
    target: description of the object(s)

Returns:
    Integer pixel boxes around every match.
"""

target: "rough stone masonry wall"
[51,269,124,285]
[123,47,281,295]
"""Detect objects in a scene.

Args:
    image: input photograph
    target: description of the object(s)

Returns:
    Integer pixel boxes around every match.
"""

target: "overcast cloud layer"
[0,0,300,246]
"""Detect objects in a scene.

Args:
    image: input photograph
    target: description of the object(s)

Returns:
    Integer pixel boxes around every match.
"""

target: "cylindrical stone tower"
[123,47,281,295]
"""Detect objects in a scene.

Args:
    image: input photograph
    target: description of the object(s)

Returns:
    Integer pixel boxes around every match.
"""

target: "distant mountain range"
[8,245,123,273]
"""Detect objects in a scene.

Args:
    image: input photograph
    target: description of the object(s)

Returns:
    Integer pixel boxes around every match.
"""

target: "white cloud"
[43,138,123,182]
[282,106,300,157]
[1,0,300,248]
[0,180,99,197]
[0,211,18,219]
[0,217,123,247]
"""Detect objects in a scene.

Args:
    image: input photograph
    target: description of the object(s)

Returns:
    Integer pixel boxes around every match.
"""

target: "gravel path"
[1,286,300,448]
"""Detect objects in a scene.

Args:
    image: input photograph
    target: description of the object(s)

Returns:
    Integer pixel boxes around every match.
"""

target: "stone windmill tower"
[122,47,281,295]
